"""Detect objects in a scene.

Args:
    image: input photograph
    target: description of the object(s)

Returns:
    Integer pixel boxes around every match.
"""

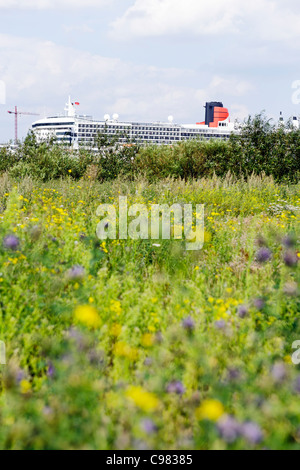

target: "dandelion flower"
[74,305,101,329]
[126,386,159,412]
[196,399,225,421]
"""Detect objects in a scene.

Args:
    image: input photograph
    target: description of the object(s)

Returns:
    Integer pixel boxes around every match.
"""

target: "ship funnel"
[204,102,229,128]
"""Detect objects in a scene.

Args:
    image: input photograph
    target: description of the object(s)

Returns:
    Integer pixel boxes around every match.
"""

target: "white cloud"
[208,76,253,97]
[0,80,6,104]
[0,32,251,141]
[63,24,94,34]
[0,0,109,9]
[230,104,250,122]
[110,0,300,43]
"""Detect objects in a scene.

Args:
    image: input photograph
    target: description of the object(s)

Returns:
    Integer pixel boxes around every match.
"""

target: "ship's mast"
[64,96,76,118]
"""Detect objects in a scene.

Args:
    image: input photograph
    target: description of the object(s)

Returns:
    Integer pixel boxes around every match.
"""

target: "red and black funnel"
[197,102,229,127]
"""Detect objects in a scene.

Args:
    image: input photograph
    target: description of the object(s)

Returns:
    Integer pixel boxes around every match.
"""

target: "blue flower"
[256,247,272,263]
[3,235,20,251]
[166,381,185,395]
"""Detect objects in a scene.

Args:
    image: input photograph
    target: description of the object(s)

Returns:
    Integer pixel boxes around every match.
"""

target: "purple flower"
[271,362,287,384]
[214,320,226,330]
[256,247,272,263]
[166,381,185,395]
[67,265,85,281]
[182,316,195,331]
[68,327,85,345]
[253,298,265,311]
[42,406,54,417]
[16,369,26,384]
[282,235,296,248]
[144,357,153,367]
[3,235,20,251]
[88,349,105,366]
[241,422,263,445]
[238,305,249,319]
[47,362,55,379]
[227,368,241,382]
[155,332,163,344]
[218,415,241,444]
[283,251,298,268]
[141,419,158,435]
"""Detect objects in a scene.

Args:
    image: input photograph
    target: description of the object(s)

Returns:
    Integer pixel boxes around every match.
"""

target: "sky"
[0,0,300,142]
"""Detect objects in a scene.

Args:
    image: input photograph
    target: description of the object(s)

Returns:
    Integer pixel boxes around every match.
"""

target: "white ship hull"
[32,97,236,149]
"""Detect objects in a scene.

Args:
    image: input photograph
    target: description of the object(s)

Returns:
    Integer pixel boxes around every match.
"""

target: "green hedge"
[1,113,299,182]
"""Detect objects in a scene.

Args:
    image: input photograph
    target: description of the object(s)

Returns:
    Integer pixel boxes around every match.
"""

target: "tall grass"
[0,175,299,449]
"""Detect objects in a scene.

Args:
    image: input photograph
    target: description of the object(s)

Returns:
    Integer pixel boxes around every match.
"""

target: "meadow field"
[0,170,299,450]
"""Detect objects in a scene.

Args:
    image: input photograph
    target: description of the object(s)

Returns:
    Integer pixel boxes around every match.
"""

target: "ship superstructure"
[32,97,236,148]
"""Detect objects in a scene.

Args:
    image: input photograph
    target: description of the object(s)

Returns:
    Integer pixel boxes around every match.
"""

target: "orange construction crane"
[8,106,39,144]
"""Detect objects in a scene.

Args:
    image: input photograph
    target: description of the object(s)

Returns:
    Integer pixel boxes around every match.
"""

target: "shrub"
[1,116,299,183]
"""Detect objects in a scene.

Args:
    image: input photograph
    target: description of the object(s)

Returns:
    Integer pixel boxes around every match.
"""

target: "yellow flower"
[111,323,122,337]
[126,386,159,412]
[141,333,154,348]
[148,325,156,333]
[284,355,292,364]
[114,342,139,361]
[74,305,101,329]
[20,380,31,394]
[204,231,212,243]
[196,399,225,421]
[110,300,122,316]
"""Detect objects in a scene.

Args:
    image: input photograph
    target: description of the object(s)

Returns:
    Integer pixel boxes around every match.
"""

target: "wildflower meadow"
[0,158,299,450]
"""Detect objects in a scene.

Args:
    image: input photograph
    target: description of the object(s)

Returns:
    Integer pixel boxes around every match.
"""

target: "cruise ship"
[32,97,237,149]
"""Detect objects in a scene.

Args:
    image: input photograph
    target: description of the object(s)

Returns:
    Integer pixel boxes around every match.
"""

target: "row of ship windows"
[78,126,210,133]
[33,122,74,128]
[78,125,178,132]
[37,131,229,140]
[78,128,224,135]
[78,132,180,137]
[78,135,228,142]
[78,133,228,139]
[78,136,182,142]
[36,125,228,135]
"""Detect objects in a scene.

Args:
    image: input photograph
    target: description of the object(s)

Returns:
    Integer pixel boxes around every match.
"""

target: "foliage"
[0,115,299,183]
[0,175,299,449]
